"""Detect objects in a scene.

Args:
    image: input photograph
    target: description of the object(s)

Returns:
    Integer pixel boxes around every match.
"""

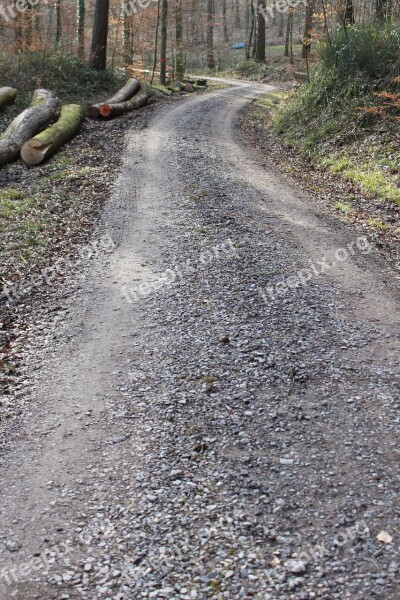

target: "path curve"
[0,80,399,599]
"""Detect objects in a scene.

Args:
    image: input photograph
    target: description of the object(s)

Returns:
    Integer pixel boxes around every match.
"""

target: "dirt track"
[0,80,399,599]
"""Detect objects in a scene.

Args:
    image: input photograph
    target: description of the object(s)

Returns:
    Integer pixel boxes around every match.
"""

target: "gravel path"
[0,81,399,600]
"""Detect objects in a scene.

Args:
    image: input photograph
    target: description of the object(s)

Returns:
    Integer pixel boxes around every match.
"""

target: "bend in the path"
[0,80,399,600]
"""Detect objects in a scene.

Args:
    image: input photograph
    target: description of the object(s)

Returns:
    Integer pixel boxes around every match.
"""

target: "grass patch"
[367,218,388,230]
[249,93,286,123]
[0,189,51,267]
[334,201,354,213]
[321,154,400,203]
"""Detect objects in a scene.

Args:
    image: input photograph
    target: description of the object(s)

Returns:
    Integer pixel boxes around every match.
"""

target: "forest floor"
[0,80,399,600]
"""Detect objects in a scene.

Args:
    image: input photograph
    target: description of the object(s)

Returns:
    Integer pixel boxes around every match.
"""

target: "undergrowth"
[272,24,400,204]
[0,51,125,115]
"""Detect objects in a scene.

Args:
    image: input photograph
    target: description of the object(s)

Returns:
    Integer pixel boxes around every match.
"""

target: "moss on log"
[21,104,84,166]
[0,89,60,167]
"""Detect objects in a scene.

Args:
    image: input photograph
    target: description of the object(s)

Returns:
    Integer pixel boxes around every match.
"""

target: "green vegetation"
[367,218,388,230]
[0,188,51,267]
[272,24,400,204]
[334,201,354,213]
[0,51,125,111]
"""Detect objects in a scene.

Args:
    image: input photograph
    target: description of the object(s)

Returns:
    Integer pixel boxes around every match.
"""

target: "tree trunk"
[0,87,17,111]
[235,0,240,26]
[222,0,229,42]
[255,0,266,62]
[160,0,168,84]
[55,0,62,45]
[302,0,315,59]
[77,0,85,58]
[90,0,110,70]
[245,0,249,35]
[98,89,149,119]
[15,2,23,51]
[24,3,33,49]
[175,0,184,80]
[321,0,332,47]
[21,104,84,166]
[278,12,284,37]
[123,11,132,69]
[151,0,161,85]
[206,0,215,69]
[246,0,255,60]
[0,90,60,168]
[284,9,293,57]
[190,0,198,46]
[87,78,141,118]
[343,0,354,24]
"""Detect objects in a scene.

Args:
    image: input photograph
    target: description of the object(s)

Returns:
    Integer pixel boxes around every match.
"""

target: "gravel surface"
[0,81,399,600]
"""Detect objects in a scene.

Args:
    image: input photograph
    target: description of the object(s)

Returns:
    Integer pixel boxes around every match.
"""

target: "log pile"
[87,79,150,120]
[0,89,60,167]
[98,89,149,119]
[87,78,140,119]
[0,76,203,168]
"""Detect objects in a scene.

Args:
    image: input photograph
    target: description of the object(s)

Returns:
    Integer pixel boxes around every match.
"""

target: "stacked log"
[98,89,149,119]
[0,89,60,167]
[87,78,142,119]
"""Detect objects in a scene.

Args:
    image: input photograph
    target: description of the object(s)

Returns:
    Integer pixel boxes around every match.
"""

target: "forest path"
[0,81,399,599]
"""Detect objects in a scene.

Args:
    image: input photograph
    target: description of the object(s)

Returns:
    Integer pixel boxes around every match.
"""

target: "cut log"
[0,89,60,168]
[98,89,149,119]
[87,78,140,119]
[0,87,17,110]
[21,104,84,166]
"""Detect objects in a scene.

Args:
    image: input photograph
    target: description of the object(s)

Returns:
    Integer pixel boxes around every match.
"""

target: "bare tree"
[255,0,266,62]
[222,0,229,41]
[235,0,240,26]
[246,0,255,59]
[77,0,85,58]
[160,0,168,84]
[284,8,293,61]
[302,0,315,59]
[90,0,110,70]
[206,0,215,68]
[55,0,61,45]
[175,0,184,79]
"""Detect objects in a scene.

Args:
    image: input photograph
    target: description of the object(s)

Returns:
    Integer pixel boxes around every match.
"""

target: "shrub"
[273,23,400,145]
[0,51,126,109]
